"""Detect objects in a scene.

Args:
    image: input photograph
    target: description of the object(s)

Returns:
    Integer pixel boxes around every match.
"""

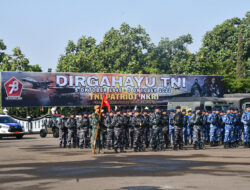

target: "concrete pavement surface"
[0,135,250,190]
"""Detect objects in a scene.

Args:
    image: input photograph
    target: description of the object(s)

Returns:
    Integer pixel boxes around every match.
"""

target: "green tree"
[98,23,150,74]
[0,46,42,72]
[0,39,7,64]
[197,12,250,92]
[145,34,196,74]
[57,36,98,72]
[236,29,245,80]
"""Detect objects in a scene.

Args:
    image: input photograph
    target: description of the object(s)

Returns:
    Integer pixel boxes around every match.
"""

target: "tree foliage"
[57,36,98,72]
[0,42,42,72]
[196,12,250,92]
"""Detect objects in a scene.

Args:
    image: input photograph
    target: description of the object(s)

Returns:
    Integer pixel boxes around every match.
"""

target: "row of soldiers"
[56,104,250,153]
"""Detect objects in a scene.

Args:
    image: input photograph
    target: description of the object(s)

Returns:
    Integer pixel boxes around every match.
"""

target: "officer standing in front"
[91,105,104,153]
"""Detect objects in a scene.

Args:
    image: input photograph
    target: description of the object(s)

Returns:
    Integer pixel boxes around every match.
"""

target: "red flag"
[101,95,111,112]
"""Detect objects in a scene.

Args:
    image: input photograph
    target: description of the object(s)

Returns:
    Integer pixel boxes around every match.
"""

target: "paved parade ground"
[0,135,250,190]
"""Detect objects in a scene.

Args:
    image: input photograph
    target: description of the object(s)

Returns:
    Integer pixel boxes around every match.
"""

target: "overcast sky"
[1,0,249,72]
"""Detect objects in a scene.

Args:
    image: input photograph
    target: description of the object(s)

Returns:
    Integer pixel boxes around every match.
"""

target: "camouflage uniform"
[150,112,162,151]
[66,116,77,148]
[173,111,184,150]
[57,116,68,148]
[131,113,145,151]
[77,115,89,148]
[100,114,107,148]
[123,113,130,149]
[91,112,103,150]
[111,113,125,152]
[161,112,170,149]
[87,114,92,148]
[143,112,151,148]
[104,114,114,149]
[190,112,204,149]
[128,113,134,148]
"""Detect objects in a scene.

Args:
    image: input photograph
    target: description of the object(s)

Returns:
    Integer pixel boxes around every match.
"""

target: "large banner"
[1,72,224,107]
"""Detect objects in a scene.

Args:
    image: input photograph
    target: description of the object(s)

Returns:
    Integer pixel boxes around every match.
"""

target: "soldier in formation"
[57,105,250,153]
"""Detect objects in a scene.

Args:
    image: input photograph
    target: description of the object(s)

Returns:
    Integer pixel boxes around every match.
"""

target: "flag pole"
[92,95,104,155]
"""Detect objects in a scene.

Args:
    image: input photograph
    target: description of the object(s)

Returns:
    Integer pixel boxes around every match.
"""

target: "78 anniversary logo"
[4,77,23,100]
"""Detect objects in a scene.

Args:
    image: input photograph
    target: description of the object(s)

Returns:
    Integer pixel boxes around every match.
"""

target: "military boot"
[193,142,199,150]
[224,142,229,149]
[199,142,204,149]
[243,142,248,148]
[232,142,237,148]
[235,140,239,146]
[114,148,119,153]
[166,143,171,149]
[98,149,104,154]
[179,144,184,150]
[173,144,178,151]
[139,147,145,152]
[120,148,126,153]
[152,148,157,152]
[210,141,214,147]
